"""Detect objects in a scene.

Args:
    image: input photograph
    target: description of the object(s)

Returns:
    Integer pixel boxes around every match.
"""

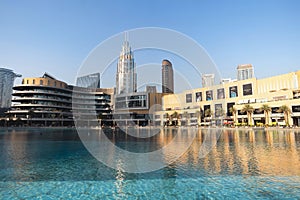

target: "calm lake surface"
[0,128,299,199]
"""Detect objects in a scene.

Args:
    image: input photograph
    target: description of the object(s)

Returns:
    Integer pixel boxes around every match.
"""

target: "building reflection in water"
[156,128,300,176]
[2,128,300,181]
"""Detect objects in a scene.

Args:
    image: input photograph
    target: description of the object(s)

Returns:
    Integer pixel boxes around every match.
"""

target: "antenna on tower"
[124,31,128,42]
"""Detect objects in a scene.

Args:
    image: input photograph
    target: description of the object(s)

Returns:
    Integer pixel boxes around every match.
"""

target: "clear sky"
[1,0,300,92]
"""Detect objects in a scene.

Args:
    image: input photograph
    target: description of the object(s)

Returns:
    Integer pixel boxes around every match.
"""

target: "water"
[0,128,299,199]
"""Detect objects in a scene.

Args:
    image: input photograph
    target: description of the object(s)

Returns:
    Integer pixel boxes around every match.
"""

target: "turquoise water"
[0,128,300,199]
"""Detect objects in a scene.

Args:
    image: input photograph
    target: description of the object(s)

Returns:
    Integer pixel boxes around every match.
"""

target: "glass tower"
[116,35,137,94]
[0,68,21,108]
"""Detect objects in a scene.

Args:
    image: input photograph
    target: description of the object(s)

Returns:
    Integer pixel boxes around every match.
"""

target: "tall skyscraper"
[162,59,174,93]
[146,85,157,93]
[237,64,254,80]
[202,74,215,87]
[76,73,100,88]
[0,68,21,108]
[116,35,137,94]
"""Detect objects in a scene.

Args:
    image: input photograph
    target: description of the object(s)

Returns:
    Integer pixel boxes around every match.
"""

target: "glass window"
[186,93,192,103]
[206,90,213,101]
[217,88,225,99]
[40,80,43,85]
[243,83,253,96]
[215,104,223,117]
[229,86,238,98]
[195,92,202,102]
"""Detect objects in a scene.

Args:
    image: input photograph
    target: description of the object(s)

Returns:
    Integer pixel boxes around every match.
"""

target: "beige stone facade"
[155,70,300,126]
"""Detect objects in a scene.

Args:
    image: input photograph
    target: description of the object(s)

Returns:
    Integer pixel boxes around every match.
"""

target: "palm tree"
[204,109,213,125]
[195,110,201,125]
[241,104,254,126]
[171,111,179,126]
[182,111,189,126]
[215,107,225,118]
[229,106,237,124]
[260,104,271,126]
[278,105,291,126]
[204,109,213,118]
[164,113,170,126]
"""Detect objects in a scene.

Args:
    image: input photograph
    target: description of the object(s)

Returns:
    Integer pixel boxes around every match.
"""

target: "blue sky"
[0,0,299,92]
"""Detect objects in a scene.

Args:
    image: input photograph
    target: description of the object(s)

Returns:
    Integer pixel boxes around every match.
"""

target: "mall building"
[154,70,300,126]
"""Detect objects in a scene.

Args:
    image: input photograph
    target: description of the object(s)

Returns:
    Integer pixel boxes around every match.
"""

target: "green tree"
[241,104,254,126]
[164,113,170,126]
[204,109,213,118]
[260,104,271,126]
[171,111,179,126]
[278,105,291,126]
[229,106,237,124]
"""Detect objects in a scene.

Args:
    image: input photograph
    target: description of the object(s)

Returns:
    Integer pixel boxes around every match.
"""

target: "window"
[40,80,43,85]
[206,90,213,101]
[229,86,238,98]
[292,105,300,112]
[186,93,192,103]
[243,84,253,96]
[26,80,29,84]
[227,103,235,116]
[217,88,225,99]
[215,104,223,117]
[33,79,35,84]
[195,92,202,102]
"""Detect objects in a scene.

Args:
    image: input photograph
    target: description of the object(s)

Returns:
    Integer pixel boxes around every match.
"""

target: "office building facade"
[0,68,21,108]
[162,59,174,93]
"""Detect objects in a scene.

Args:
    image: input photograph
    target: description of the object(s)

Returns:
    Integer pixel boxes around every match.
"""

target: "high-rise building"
[237,64,254,80]
[146,85,157,93]
[162,59,174,93]
[0,68,21,108]
[202,74,215,87]
[76,73,100,88]
[115,36,137,94]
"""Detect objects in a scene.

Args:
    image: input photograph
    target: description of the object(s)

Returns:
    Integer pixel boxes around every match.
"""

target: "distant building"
[76,73,100,88]
[162,59,174,93]
[202,74,215,87]
[0,68,21,108]
[146,85,157,93]
[116,35,137,94]
[237,64,254,80]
